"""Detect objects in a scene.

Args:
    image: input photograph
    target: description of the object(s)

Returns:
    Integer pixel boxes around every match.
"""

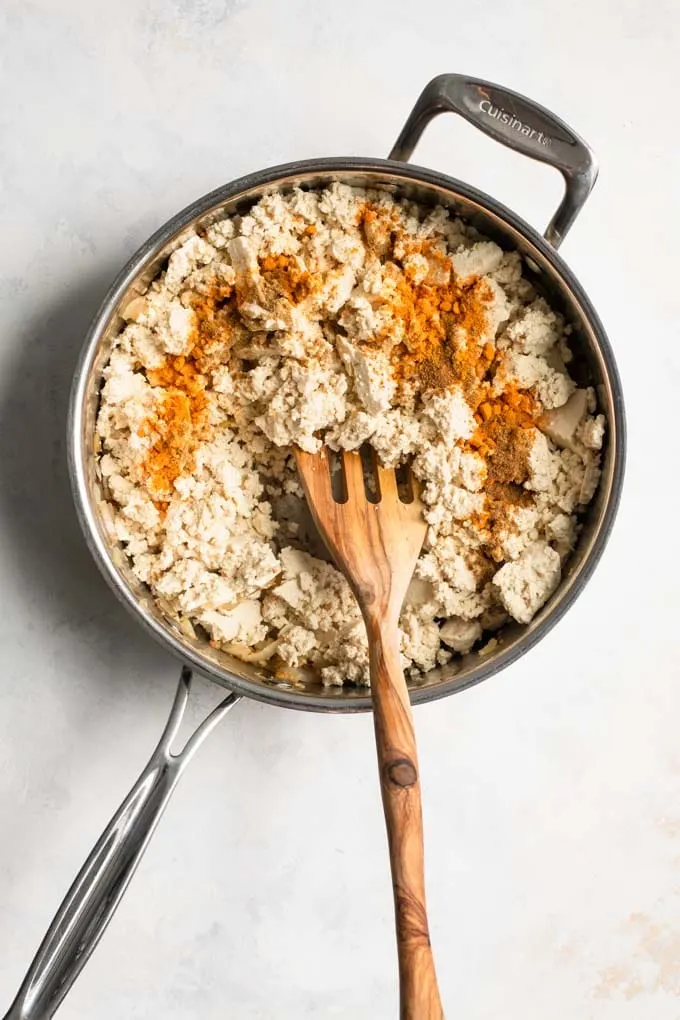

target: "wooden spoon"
[295,446,444,1020]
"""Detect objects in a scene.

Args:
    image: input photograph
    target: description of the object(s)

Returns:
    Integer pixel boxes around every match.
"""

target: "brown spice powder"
[476,481,535,562]
[468,385,538,480]
[387,271,494,393]
[466,385,539,550]
[258,253,314,304]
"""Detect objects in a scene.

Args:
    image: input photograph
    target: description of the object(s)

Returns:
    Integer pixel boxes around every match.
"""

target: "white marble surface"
[0,1,678,1017]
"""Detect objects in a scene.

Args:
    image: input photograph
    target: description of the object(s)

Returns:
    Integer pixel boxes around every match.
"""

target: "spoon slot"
[327,448,348,504]
[395,462,415,504]
[359,444,380,504]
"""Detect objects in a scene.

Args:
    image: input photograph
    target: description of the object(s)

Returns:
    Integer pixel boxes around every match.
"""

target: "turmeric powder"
[357,202,543,537]
[387,270,494,393]
[258,253,315,304]
[140,283,235,502]
[357,204,495,396]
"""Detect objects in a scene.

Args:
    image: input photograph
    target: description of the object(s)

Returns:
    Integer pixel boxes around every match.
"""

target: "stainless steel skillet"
[3,74,625,1019]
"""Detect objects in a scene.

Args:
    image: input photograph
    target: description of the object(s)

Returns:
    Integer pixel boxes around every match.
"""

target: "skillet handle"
[3,667,240,1020]
[390,73,598,249]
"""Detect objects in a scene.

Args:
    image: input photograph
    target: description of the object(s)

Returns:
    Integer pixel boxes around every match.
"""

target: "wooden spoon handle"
[366,615,444,1020]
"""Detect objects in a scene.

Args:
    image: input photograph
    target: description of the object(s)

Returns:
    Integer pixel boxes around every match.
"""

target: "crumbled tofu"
[96,183,604,685]
[368,409,422,467]
[265,548,370,683]
[493,543,561,624]
[526,429,554,493]
[200,600,267,645]
[495,352,575,409]
[450,241,504,279]
[421,387,476,440]
[400,611,442,672]
[500,298,563,356]
[577,413,606,451]
[439,617,483,653]
[165,235,218,294]
[277,625,317,668]
[253,356,348,452]
[336,336,395,414]
[579,454,601,505]
[403,575,437,612]
[539,389,588,449]
[545,512,577,559]
[494,506,541,560]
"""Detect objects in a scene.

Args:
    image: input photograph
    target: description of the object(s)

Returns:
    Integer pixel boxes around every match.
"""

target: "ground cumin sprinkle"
[258,253,315,304]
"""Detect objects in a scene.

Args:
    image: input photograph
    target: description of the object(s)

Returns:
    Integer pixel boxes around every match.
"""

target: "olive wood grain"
[295,447,444,1020]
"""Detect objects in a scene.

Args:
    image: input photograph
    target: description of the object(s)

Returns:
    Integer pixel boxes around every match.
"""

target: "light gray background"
[0,1,678,1017]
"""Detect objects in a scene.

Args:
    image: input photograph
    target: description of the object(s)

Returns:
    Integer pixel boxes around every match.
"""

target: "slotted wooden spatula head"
[295,445,444,1020]
[294,446,427,626]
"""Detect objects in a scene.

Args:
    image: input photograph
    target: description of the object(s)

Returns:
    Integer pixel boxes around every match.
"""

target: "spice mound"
[96,184,605,686]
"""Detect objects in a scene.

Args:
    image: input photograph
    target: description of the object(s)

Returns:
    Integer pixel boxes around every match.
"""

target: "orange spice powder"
[143,358,208,503]
[139,247,320,505]
[258,253,315,304]
[468,384,538,479]
[357,203,494,394]
[140,283,235,503]
[388,270,495,393]
[357,201,544,544]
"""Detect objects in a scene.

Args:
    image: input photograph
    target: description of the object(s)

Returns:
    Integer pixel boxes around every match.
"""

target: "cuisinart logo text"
[479,99,553,147]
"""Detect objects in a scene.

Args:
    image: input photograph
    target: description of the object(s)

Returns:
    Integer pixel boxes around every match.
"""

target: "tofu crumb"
[493,543,562,625]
